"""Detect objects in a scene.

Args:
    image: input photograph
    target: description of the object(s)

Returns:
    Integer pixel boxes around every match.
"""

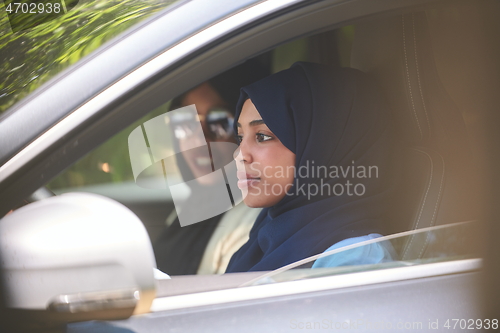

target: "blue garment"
[312,234,395,268]
[226,62,399,273]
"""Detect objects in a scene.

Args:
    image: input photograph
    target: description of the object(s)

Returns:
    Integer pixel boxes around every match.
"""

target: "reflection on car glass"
[244,220,482,286]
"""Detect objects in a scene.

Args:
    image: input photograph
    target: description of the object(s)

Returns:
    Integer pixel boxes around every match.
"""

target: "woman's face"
[235,99,296,208]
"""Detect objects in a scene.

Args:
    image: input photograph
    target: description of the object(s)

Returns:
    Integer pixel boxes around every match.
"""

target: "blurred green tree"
[0,0,177,115]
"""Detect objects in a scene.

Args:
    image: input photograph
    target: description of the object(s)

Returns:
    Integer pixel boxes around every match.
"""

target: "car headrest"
[351,11,474,152]
[351,13,432,145]
[350,7,492,244]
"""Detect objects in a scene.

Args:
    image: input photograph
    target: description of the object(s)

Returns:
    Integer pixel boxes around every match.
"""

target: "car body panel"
[67,270,482,332]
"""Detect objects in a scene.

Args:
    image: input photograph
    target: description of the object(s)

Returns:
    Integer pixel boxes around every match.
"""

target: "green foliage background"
[0,0,177,115]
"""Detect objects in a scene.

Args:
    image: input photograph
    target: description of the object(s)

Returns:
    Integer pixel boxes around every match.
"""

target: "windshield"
[245,221,482,286]
[0,0,178,117]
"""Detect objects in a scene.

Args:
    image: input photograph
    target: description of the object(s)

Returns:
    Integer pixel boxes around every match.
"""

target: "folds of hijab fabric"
[226,62,399,273]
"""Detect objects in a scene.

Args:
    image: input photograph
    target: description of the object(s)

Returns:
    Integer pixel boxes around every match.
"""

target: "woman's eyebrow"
[237,119,265,128]
[249,119,264,126]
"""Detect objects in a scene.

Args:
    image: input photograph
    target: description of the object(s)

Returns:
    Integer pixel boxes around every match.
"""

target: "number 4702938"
[444,319,498,330]
[5,2,62,14]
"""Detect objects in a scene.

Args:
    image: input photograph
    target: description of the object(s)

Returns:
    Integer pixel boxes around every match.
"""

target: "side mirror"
[0,193,156,325]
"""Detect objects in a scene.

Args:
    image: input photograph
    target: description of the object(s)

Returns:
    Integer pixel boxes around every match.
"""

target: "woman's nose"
[233,143,252,163]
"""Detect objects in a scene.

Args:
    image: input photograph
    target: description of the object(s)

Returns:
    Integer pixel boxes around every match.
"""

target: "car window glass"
[245,221,482,286]
[0,0,179,116]
[45,33,350,278]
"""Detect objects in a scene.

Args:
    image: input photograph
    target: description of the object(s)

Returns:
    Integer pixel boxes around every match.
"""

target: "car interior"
[352,8,490,260]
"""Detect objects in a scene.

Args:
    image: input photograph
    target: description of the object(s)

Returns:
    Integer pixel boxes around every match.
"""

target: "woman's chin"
[242,195,277,208]
[243,200,262,208]
[242,195,263,208]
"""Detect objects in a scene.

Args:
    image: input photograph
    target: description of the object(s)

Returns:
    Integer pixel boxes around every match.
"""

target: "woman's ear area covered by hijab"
[235,98,296,209]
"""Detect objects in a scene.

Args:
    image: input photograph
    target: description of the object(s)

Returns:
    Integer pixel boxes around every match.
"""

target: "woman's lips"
[237,179,261,189]
[237,171,261,189]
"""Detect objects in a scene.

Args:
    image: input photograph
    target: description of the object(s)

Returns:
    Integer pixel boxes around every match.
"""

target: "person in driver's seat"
[153,59,269,275]
[226,62,398,272]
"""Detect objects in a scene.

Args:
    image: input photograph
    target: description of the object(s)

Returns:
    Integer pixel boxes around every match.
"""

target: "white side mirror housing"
[0,193,156,322]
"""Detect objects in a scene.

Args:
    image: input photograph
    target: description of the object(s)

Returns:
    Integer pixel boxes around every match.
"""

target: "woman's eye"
[256,133,273,142]
[236,135,243,144]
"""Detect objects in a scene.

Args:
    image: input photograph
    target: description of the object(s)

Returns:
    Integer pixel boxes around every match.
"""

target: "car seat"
[350,7,491,259]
